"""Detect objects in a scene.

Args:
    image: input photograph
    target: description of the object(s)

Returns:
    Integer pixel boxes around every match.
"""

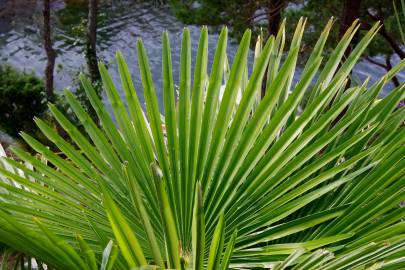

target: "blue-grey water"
[0,0,241,112]
[0,0,403,114]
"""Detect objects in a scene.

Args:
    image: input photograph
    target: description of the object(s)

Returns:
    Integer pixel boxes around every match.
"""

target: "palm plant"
[0,19,404,270]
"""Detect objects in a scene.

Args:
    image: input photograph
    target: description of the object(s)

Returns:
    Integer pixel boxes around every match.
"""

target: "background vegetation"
[171,0,404,84]
[0,66,47,137]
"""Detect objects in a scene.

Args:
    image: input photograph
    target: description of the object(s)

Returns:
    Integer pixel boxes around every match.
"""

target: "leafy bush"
[0,66,48,137]
[0,19,404,270]
[0,65,98,147]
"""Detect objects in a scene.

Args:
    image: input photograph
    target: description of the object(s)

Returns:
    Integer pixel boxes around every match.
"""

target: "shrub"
[0,19,404,269]
[0,66,48,137]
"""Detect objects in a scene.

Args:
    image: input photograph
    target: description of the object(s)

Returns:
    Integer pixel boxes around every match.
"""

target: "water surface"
[0,0,402,112]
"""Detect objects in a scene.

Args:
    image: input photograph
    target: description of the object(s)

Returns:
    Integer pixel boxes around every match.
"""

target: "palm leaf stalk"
[0,19,404,269]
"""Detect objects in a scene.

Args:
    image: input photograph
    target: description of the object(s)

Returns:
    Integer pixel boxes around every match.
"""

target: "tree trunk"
[262,0,283,98]
[384,55,400,87]
[339,0,362,56]
[86,0,100,83]
[44,0,68,138]
[43,0,56,99]
[339,0,362,88]
[267,0,283,36]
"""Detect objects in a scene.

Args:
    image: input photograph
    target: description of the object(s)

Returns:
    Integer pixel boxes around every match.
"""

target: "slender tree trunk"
[385,56,400,87]
[44,0,67,138]
[339,0,362,57]
[267,0,283,36]
[262,0,283,98]
[43,0,56,99]
[86,0,100,83]
[339,0,362,88]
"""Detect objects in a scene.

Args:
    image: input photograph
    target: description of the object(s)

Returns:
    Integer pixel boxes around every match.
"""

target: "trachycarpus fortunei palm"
[0,18,404,269]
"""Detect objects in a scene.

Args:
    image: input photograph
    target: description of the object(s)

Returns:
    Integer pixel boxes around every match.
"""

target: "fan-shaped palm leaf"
[0,19,404,269]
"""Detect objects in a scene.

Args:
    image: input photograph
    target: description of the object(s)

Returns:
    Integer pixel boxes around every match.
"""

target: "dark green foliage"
[0,66,48,137]
[284,0,405,58]
[171,0,405,58]
[169,0,255,41]
[0,65,97,144]
[0,243,6,253]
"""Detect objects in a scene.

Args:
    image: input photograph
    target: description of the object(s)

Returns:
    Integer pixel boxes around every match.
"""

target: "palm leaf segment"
[0,19,404,269]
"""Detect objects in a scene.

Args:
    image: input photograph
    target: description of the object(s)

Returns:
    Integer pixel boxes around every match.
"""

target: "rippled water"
[0,0,403,113]
[0,0,242,111]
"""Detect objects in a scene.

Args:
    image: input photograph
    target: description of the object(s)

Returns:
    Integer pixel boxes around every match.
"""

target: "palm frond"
[0,18,404,269]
